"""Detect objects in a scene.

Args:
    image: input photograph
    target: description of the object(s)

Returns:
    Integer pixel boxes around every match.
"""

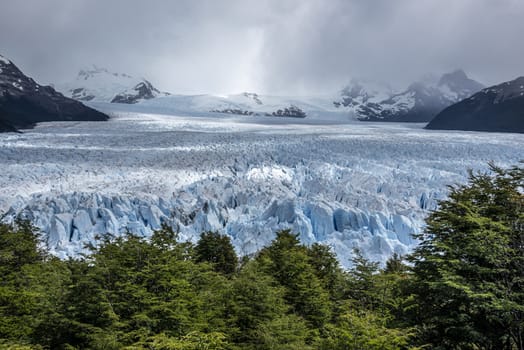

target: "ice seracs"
[1,106,522,266]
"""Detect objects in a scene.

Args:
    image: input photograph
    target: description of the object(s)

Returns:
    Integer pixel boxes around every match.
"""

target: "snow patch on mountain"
[482,76,524,103]
[138,92,348,120]
[56,66,168,103]
[333,79,393,117]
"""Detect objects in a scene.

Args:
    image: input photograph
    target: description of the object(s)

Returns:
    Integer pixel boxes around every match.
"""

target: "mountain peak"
[0,54,11,66]
[57,66,168,104]
[334,79,392,110]
[438,69,483,90]
[77,66,133,81]
[0,56,108,132]
[442,69,468,80]
[111,79,168,104]
[242,92,263,105]
[427,75,524,133]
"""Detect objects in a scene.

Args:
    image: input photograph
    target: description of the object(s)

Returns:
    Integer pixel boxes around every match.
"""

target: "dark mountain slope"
[426,77,524,133]
[0,54,108,131]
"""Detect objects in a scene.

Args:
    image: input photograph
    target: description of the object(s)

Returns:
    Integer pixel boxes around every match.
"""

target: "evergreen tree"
[307,243,345,301]
[256,230,332,328]
[347,248,381,310]
[194,231,238,275]
[226,260,288,346]
[409,164,524,349]
[0,221,47,342]
[254,314,314,350]
[384,253,408,275]
[377,254,412,327]
[0,220,46,274]
[317,309,413,350]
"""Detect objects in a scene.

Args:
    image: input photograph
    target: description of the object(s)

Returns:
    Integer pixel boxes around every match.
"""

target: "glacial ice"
[0,103,522,266]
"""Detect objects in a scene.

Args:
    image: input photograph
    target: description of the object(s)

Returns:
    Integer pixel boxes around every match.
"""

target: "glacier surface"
[0,103,522,266]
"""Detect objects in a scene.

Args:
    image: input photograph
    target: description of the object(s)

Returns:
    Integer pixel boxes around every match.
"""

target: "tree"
[52,259,118,349]
[0,220,46,274]
[409,164,524,349]
[377,254,412,328]
[0,221,47,342]
[256,230,332,328]
[226,260,288,346]
[384,253,408,275]
[90,232,204,343]
[255,314,314,350]
[307,243,345,300]
[316,309,413,350]
[194,232,238,275]
[127,331,228,350]
[346,248,381,311]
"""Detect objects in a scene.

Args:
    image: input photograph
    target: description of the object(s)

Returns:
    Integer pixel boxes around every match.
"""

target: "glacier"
[0,103,522,267]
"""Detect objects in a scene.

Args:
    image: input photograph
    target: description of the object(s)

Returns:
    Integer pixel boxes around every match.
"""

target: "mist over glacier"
[1,104,522,266]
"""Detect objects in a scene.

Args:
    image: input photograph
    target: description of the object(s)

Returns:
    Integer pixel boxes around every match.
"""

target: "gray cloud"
[1,0,523,94]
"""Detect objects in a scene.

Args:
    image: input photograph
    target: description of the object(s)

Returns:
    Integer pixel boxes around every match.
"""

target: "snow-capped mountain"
[111,80,168,104]
[332,79,393,117]
[426,76,524,133]
[337,70,484,122]
[56,66,169,104]
[0,54,108,132]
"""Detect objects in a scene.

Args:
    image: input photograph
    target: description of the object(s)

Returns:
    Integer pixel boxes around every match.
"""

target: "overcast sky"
[1,0,523,95]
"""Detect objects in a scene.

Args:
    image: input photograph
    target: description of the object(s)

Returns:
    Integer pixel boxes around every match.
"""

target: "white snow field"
[0,103,522,266]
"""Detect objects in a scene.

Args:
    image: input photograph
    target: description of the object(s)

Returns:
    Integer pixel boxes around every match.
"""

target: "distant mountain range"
[56,66,169,104]
[2,54,522,133]
[57,66,489,123]
[426,76,524,133]
[334,70,485,122]
[0,54,108,132]
[56,70,321,118]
